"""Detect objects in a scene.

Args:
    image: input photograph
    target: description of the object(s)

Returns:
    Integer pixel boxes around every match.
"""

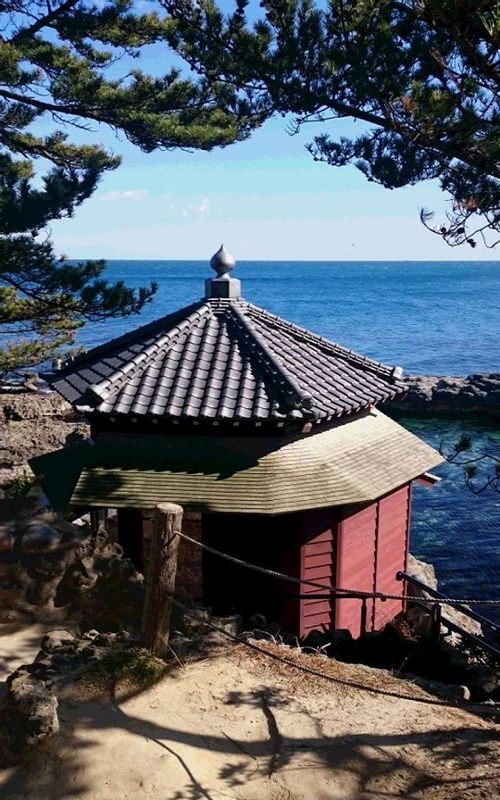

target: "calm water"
[78,260,500,605]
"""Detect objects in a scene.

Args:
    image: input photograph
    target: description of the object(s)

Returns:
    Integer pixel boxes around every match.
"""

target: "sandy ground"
[1,624,500,800]
[0,623,53,687]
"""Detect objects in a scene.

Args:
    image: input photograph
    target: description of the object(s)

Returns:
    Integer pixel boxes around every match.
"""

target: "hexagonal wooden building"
[32,248,442,638]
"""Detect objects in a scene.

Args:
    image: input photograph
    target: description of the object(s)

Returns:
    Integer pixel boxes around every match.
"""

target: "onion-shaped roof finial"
[210,244,236,277]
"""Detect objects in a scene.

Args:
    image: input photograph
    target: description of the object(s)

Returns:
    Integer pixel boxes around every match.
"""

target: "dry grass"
[78,645,168,699]
[231,639,480,712]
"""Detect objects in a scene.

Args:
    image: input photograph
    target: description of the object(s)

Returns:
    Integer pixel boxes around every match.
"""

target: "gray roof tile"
[47,297,406,426]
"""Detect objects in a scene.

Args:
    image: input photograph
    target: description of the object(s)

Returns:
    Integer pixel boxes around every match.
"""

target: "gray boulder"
[2,673,59,757]
[40,629,77,651]
[21,523,64,553]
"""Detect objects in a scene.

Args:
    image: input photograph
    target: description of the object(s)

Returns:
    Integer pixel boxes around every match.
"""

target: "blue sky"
[47,33,498,262]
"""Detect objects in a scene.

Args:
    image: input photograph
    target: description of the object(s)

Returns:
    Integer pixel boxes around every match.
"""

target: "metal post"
[360,597,368,637]
[430,602,442,647]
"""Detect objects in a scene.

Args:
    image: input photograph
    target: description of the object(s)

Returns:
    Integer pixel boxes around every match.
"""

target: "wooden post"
[142,502,183,657]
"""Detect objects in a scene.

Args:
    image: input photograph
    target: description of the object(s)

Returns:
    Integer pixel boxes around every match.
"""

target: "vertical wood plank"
[373,484,410,629]
[142,502,183,657]
[335,503,377,637]
[299,508,335,638]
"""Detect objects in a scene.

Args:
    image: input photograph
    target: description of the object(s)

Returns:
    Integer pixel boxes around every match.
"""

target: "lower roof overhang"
[29,409,443,515]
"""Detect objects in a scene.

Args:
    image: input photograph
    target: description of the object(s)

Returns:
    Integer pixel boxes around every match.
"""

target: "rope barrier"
[168,594,500,715]
[175,529,500,607]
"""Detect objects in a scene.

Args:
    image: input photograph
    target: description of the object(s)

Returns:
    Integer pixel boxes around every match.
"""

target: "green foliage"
[5,470,40,498]
[453,434,472,454]
[441,434,500,494]
[83,644,167,692]
[164,0,499,247]
[0,0,259,152]
[0,230,157,376]
[0,0,264,378]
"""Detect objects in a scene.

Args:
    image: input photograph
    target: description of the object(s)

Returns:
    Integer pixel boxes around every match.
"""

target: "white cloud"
[99,189,147,202]
[179,197,210,219]
[198,197,209,215]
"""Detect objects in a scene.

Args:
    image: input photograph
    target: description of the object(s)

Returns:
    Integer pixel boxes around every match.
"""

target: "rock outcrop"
[386,373,500,417]
[406,554,483,640]
[0,391,89,487]
[0,496,144,629]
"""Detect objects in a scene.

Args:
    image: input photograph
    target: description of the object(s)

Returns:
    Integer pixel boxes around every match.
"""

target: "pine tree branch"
[9,0,80,43]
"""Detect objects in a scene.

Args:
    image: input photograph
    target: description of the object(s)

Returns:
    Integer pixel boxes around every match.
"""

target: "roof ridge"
[87,304,212,406]
[229,302,315,414]
[244,303,403,382]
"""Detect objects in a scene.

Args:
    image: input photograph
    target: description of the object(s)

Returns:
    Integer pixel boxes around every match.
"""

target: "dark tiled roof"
[47,298,406,425]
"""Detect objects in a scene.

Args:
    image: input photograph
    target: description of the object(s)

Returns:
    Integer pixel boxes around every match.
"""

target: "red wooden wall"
[299,484,411,639]
[373,485,411,629]
[118,484,411,641]
[335,504,378,637]
[298,508,336,637]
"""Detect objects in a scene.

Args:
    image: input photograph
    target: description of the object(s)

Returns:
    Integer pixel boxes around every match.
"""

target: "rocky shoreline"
[386,373,500,418]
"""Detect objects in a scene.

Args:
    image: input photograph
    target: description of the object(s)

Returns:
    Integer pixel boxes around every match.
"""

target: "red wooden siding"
[298,484,411,640]
[373,484,411,629]
[299,508,336,637]
[335,504,378,638]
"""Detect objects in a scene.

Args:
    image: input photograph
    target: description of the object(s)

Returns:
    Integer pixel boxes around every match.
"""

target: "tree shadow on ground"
[1,673,500,800]
[0,622,61,699]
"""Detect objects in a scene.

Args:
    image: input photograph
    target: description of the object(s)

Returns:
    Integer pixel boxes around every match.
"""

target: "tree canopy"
[2,0,497,376]
[164,0,500,247]
[0,0,262,379]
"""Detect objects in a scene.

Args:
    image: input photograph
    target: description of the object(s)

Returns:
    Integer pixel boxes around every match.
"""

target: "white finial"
[210,244,236,276]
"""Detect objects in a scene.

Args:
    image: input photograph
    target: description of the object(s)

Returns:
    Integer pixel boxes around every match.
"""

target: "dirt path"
[1,633,499,800]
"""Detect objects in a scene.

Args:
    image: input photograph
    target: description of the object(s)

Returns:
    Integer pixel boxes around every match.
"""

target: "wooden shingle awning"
[30,409,442,514]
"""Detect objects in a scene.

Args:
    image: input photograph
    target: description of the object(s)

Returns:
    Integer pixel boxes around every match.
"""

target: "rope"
[177,530,336,592]
[176,529,500,607]
[168,595,500,715]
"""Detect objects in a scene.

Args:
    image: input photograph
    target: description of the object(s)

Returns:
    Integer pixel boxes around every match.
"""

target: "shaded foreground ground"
[1,625,500,800]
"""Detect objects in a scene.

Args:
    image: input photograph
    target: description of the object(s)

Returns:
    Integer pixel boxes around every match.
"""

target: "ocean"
[77,260,500,607]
